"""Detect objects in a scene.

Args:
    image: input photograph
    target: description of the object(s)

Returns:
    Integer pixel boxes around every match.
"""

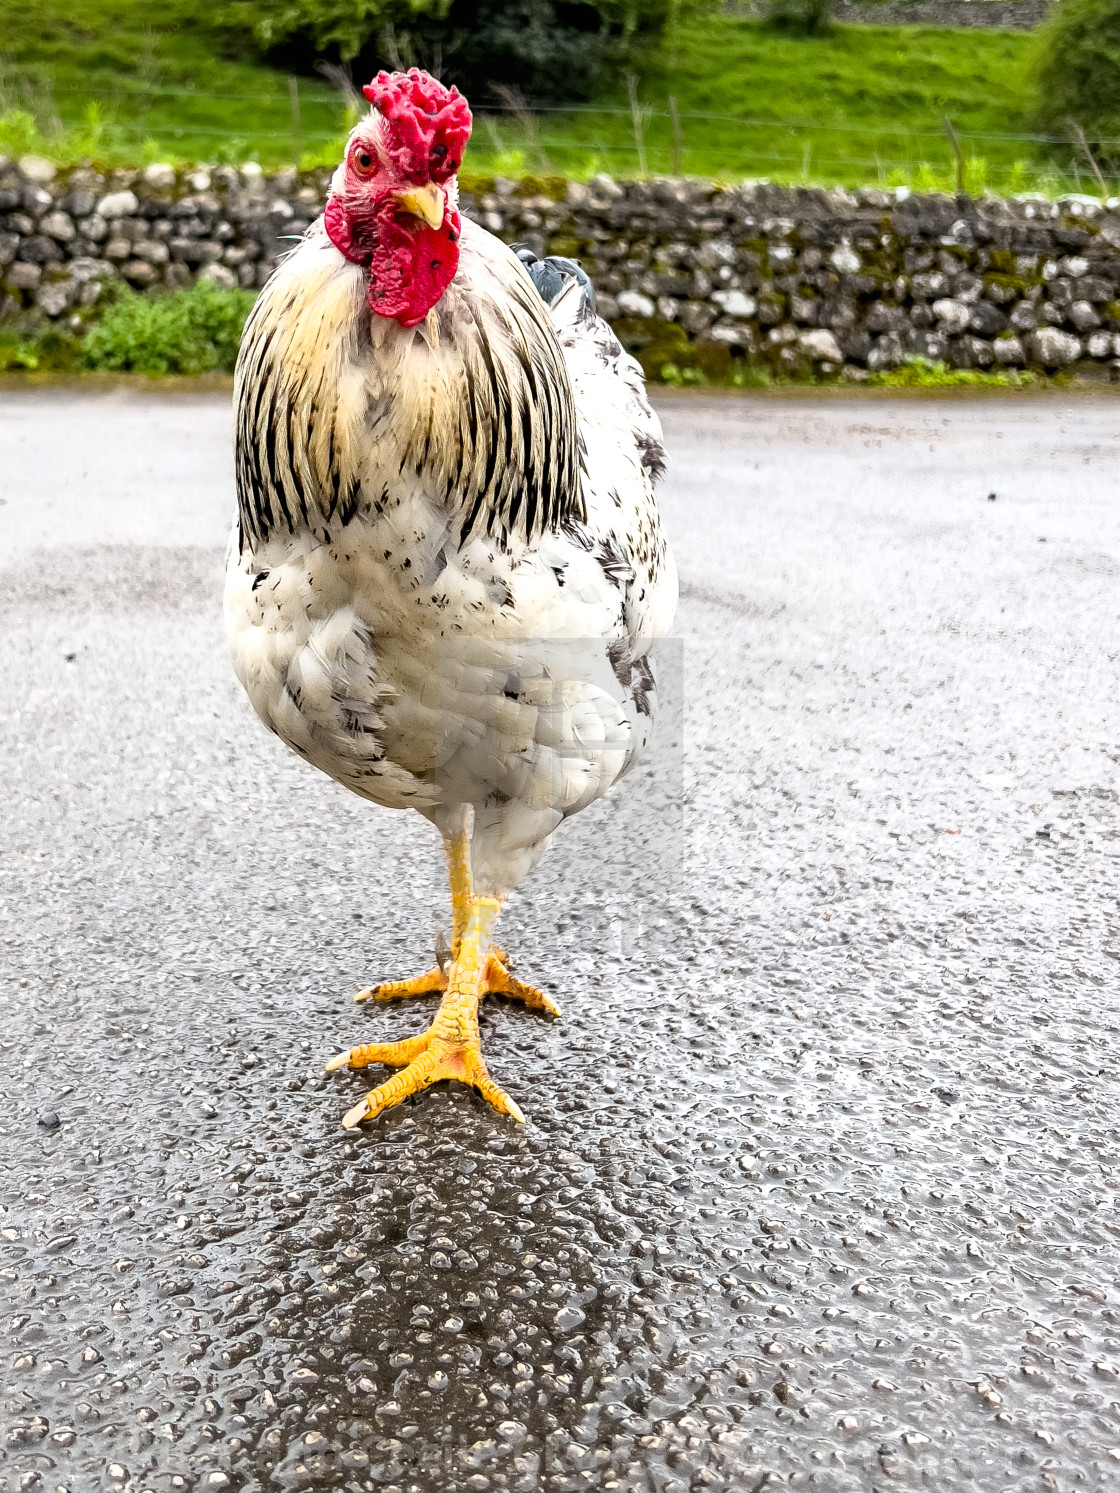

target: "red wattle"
[324,196,371,266]
[366,201,461,328]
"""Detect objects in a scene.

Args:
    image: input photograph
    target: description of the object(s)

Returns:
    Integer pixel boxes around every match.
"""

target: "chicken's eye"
[351,147,376,178]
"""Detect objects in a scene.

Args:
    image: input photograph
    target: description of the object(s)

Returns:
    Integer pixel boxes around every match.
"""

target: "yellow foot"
[328,898,559,1128]
[326,1020,526,1128]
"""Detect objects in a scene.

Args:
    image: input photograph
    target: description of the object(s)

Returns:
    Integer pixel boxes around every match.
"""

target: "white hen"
[225,68,676,1126]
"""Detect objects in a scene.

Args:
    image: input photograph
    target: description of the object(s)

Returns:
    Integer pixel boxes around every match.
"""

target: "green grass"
[483,16,1067,193]
[0,0,1097,193]
[866,356,1038,388]
[654,354,1040,389]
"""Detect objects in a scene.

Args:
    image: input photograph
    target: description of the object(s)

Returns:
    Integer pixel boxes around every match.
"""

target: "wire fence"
[2,74,1116,196]
[10,82,1102,145]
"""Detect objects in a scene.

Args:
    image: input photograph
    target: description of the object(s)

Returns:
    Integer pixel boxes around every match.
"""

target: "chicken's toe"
[484,955,561,1017]
[325,1033,428,1072]
[463,1047,526,1123]
[341,1050,444,1128]
[354,965,448,1003]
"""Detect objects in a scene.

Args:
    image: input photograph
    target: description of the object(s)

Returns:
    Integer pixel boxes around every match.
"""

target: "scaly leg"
[351,824,473,1002]
[351,822,556,1017]
[327,896,549,1126]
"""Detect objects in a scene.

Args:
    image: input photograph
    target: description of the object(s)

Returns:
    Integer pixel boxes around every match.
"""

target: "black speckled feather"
[235,219,585,554]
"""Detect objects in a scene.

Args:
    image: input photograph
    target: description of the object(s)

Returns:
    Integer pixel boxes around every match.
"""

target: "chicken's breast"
[225,214,676,895]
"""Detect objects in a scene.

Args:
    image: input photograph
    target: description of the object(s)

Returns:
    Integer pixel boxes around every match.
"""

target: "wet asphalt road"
[3,387,1120,1493]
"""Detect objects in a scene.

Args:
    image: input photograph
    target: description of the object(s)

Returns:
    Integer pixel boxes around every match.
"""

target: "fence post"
[668,94,683,177]
[1067,118,1109,199]
[627,74,648,176]
[943,115,965,196]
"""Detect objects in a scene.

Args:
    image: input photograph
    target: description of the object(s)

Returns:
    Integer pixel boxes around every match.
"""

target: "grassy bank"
[500,19,1052,194]
[0,0,343,168]
[0,0,1091,194]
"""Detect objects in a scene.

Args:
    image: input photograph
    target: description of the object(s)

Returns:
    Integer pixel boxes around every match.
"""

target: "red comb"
[362,68,472,184]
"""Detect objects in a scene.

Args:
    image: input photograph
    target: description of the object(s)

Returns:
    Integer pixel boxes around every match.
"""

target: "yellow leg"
[351,823,473,1003]
[327,897,549,1127]
[351,823,556,1016]
[446,820,473,957]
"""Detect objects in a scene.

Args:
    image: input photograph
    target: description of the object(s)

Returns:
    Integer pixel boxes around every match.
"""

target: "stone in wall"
[3,153,1120,380]
[734,0,1049,27]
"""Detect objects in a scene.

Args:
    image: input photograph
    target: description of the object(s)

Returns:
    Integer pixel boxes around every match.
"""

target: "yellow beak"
[393,182,445,230]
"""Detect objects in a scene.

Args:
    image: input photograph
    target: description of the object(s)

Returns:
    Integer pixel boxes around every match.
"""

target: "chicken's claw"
[327,1032,428,1073]
[463,1049,526,1124]
[329,898,551,1126]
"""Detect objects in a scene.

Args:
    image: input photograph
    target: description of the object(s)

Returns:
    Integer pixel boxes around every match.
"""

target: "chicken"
[224,68,677,1128]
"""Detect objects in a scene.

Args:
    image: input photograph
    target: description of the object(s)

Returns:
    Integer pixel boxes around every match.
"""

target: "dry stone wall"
[3,154,1120,381]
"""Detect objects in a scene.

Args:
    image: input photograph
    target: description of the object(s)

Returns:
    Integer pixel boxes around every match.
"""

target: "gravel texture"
[2,388,1120,1493]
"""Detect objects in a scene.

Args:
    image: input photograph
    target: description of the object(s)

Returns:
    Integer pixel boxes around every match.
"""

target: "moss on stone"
[513,175,569,202]
[614,319,744,386]
[984,272,1037,296]
[696,340,733,381]
[614,317,699,381]
[458,172,495,198]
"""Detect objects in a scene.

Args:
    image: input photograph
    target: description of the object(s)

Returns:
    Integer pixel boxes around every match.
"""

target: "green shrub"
[0,335,45,373]
[0,110,44,159]
[731,364,773,388]
[80,282,258,375]
[659,361,708,385]
[1031,0,1120,145]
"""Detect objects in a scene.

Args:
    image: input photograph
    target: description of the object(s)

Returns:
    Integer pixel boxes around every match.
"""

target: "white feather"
[226,214,677,894]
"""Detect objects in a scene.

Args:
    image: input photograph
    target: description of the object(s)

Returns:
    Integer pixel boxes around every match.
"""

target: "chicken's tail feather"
[512,244,596,317]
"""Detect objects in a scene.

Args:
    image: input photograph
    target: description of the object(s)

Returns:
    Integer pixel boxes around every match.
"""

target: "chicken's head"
[324,68,472,329]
